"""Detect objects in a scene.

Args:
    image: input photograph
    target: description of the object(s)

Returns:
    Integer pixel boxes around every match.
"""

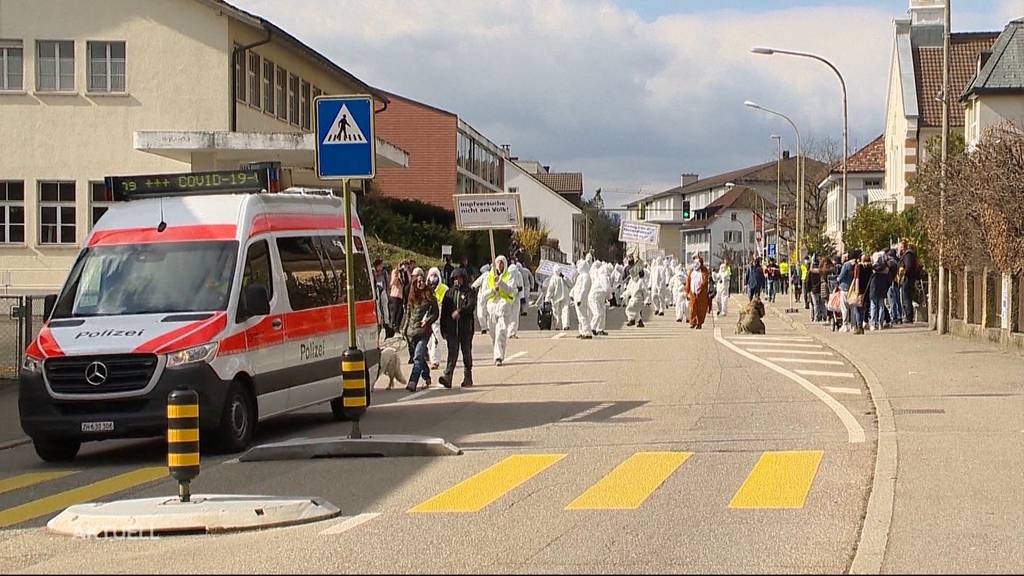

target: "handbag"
[827,289,842,312]
[846,265,863,307]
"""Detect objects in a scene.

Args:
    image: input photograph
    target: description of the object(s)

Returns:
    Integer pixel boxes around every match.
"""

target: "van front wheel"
[33,436,81,462]
[213,381,256,453]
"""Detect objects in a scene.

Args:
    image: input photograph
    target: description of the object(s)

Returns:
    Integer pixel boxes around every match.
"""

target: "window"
[0,41,23,90]
[239,239,274,321]
[87,41,125,92]
[233,45,245,103]
[724,230,741,244]
[865,179,882,188]
[39,181,76,244]
[275,66,286,120]
[320,236,373,302]
[262,58,274,113]
[89,181,112,228]
[0,181,25,243]
[638,202,646,220]
[247,51,260,106]
[37,40,74,91]
[524,217,539,230]
[288,73,299,126]
[300,79,311,130]
[508,187,518,194]
[276,236,334,310]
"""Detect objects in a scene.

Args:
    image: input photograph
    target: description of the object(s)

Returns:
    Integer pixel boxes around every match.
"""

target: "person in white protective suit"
[471,264,491,334]
[588,262,611,336]
[545,270,572,331]
[481,256,516,365]
[649,257,666,316]
[570,259,593,339]
[670,264,690,322]
[507,263,525,339]
[660,260,673,313]
[713,261,732,316]
[517,261,534,317]
[624,267,648,328]
[426,267,448,369]
[610,264,625,308]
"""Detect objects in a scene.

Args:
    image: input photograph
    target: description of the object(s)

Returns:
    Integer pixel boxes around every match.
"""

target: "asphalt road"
[0,299,877,573]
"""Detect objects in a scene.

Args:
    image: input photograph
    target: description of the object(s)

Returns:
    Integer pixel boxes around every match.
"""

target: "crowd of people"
[739,238,923,335]
[373,249,733,393]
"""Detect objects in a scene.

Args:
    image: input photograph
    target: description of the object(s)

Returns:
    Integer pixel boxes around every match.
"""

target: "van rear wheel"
[213,381,255,453]
[33,436,81,462]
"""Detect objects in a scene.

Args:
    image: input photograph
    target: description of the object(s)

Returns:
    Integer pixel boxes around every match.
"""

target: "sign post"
[315,94,375,438]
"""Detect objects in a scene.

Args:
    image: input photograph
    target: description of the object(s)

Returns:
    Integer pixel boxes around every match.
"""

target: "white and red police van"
[19,168,381,461]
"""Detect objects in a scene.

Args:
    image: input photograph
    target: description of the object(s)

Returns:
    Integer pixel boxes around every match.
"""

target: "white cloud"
[233,0,1020,206]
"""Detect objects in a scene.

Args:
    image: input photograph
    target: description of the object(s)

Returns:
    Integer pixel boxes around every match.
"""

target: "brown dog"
[735,296,766,335]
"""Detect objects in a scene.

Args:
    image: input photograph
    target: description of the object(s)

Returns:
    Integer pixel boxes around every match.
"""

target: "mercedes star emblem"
[85,361,109,386]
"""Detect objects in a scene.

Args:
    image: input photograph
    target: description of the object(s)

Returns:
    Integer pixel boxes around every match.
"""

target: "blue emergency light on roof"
[104,166,280,201]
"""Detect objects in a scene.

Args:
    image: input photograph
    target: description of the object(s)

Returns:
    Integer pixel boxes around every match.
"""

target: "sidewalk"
[770,302,1024,574]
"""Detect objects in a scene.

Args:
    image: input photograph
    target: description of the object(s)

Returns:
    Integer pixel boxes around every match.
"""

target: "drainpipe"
[230,26,273,132]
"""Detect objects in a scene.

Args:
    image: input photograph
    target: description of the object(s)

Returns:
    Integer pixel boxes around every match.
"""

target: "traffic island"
[47,495,340,537]
[238,434,462,462]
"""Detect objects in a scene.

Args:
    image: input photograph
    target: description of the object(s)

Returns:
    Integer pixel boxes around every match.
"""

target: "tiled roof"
[627,155,825,207]
[962,19,1024,98]
[914,32,999,127]
[534,172,583,195]
[833,134,885,174]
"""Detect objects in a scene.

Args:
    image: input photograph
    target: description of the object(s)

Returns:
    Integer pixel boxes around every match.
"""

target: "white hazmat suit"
[426,267,447,368]
[481,257,516,364]
[670,265,689,322]
[545,272,571,331]
[713,263,732,316]
[570,260,593,339]
[588,263,611,335]
[624,271,648,327]
[650,258,667,315]
[472,264,491,334]
[507,264,525,338]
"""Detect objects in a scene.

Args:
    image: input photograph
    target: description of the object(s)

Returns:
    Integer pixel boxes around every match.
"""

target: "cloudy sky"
[235,0,1022,207]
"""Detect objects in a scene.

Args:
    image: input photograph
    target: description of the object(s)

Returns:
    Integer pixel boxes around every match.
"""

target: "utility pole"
[937,0,950,334]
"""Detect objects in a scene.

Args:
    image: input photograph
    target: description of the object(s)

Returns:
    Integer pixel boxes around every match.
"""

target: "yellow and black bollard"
[167,388,200,502]
[341,347,367,439]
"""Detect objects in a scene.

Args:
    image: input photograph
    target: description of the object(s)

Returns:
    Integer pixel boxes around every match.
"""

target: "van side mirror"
[43,294,57,321]
[242,284,271,318]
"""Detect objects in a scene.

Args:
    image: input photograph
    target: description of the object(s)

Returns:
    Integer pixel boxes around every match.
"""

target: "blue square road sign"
[314,95,376,179]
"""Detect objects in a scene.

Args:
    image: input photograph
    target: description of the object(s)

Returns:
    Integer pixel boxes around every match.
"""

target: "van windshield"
[51,241,239,318]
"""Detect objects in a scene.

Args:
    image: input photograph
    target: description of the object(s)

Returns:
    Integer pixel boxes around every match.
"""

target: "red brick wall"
[374,97,457,210]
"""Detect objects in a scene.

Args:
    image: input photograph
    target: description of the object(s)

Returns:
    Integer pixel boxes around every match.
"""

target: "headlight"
[166,342,218,369]
[22,356,42,374]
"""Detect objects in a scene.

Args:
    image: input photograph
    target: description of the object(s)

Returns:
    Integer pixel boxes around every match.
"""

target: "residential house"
[0,0,407,294]
[373,91,504,211]
[504,158,585,263]
[882,0,998,210]
[510,160,584,208]
[961,18,1024,148]
[679,185,775,269]
[820,135,886,243]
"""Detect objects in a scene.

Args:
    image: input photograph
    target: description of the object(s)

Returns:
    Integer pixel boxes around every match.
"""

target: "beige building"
[961,19,1024,149]
[0,0,406,294]
[882,0,997,211]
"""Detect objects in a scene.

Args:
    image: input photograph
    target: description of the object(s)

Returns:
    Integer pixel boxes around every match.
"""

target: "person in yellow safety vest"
[482,255,516,366]
[426,267,448,371]
[778,260,789,294]
[800,259,810,309]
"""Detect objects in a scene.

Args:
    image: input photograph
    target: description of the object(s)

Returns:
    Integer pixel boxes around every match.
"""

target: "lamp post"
[744,101,803,263]
[771,134,782,254]
[751,46,848,247]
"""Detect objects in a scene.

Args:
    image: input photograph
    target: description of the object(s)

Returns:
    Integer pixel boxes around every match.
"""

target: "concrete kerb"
[47,495,341,537]
[769,307,896,575]
[238,434,463,462]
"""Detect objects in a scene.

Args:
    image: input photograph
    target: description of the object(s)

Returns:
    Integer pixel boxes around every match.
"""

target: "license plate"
[81,421,114,433]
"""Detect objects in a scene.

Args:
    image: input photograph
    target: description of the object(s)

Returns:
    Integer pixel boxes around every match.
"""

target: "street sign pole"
[343,178,357,350]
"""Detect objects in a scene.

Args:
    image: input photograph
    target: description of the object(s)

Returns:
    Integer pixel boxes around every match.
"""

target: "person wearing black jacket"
[898,239,919,323]
[439,268,476,388]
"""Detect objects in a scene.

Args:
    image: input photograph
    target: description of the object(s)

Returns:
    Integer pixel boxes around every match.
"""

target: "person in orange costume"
[684,251,711,330]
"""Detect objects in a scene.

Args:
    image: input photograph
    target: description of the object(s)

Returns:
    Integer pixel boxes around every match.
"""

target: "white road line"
[320,512,381,535]
[823,386,863,395]
[769,358,846,365]
[730,337,814,342]
[507,351,528,360]
[731,342,823,349]
[551,332,567,340]
[744,348,833,355]
[561,402,615,422]
[716,328,865,444]
[795,370,856,379]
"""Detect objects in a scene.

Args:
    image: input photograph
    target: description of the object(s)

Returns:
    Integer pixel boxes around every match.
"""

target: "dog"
[377,337,407,390]
[735,296,766,335]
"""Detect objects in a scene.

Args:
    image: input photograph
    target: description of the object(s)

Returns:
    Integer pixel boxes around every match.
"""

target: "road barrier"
[341,347,367,439]
[167,388,200,502]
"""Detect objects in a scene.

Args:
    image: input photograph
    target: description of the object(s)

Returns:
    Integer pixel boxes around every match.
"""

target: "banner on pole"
[618,220,660,245]
[454,194,523,231]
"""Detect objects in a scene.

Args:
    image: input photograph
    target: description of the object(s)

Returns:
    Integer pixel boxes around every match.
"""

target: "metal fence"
[0,296,44,381]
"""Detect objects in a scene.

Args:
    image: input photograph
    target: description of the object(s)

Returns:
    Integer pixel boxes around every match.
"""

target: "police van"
[19,168,381,461]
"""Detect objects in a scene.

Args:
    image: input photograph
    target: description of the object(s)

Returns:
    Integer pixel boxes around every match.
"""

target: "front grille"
[45,354,159,395]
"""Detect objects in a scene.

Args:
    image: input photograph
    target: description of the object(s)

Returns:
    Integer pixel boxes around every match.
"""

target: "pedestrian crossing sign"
[314,95,375,179]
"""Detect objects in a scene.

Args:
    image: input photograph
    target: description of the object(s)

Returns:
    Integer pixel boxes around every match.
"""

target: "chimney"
[542,165,551,173]
[500,144,511,158]
[679,173,698,187]
[782,150,791,159]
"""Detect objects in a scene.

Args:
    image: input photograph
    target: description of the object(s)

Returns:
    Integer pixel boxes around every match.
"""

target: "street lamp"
[770,134,782,255]
[751,46,848,246]
[744,101,803,263]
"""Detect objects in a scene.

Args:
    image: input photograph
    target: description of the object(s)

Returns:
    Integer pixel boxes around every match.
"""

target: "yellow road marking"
[0,471,76,496]
[566,451,691,510]
[410,454,565,513]
[0,466,166,528]
[729,451,823,509]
